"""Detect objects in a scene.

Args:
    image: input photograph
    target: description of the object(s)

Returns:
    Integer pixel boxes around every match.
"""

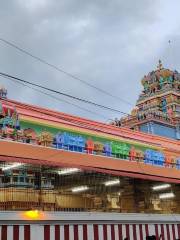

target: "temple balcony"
[0,139,180,185]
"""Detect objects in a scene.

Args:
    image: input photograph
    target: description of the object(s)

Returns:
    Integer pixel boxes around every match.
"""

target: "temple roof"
[138,60,180,103]
[0,97,179,151]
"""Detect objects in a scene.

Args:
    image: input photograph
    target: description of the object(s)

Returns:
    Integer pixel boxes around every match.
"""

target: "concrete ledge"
[0,211,179,224]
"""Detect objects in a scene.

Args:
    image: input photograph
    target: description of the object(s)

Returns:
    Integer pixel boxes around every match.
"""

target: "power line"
[0,37,133,106]
[0,71,130,116]
[1,74,111,121]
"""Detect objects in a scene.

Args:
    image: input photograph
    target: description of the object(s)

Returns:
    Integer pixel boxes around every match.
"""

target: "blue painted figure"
[68,134,76,151]
[104,143,112,156]
[53,132,73,150]
[63,133,85,152]
[144,149,153,164]
[62,132,71,150]
[176,158,180,169]
[76,136,85,152]
[53,132,63,149]
[152,151,164,166]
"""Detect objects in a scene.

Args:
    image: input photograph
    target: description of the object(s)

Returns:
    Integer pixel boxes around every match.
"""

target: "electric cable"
[0,71,130,116]
[1,74,111,121]
[0,37,133,106]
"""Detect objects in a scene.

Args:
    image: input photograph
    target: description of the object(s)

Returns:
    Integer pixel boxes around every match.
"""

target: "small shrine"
[115,60,180,139]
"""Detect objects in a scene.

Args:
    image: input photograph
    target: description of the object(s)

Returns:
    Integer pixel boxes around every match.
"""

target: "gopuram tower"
[115,60,180,139]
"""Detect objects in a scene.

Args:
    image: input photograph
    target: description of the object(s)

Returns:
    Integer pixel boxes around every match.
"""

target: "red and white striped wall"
[0,212,179,240]
[0,223,180,240]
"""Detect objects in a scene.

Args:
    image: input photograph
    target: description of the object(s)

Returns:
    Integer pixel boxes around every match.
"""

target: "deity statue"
[167,75,173,84]
[143,81,149,93]
[38,130,53,147]
[151,73,157,83]
[159,76,164,88]
[23,128,37,144]
[167,107,173,119]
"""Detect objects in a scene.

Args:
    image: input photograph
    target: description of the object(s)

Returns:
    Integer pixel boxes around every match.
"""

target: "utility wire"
[1,74,111,121]
[0,37,133,106]
[0,71,130,116]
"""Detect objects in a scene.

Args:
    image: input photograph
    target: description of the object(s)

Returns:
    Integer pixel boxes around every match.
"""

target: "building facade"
[0,84,180,239]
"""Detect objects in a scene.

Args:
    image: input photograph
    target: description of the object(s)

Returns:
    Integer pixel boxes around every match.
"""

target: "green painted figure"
[159,76,164,88]
[167,75,173,84]
[121,143,130,159]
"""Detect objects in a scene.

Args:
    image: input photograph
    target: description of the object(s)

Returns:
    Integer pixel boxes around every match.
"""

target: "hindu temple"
[117,60,180,140]
[0,70,179,239]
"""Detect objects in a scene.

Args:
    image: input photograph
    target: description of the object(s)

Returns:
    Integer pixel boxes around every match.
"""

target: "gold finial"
[157,59,163,70]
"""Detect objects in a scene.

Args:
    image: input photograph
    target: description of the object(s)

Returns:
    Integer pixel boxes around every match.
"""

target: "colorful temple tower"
[118,60,180,139]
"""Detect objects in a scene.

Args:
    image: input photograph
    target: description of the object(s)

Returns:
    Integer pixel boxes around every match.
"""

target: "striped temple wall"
[0,212,179,240]
[1,222,180,240]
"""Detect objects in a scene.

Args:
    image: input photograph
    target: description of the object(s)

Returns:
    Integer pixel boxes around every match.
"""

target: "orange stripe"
[0,141,180,183]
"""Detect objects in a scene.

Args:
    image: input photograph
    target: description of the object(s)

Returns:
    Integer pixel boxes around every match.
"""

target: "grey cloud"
[0,0,180,121]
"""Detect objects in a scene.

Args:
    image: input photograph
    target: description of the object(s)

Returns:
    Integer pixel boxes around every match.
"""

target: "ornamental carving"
[38,131,53,147]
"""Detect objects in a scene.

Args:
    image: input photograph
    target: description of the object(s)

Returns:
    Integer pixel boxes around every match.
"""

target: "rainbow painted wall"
[0,98,180,170]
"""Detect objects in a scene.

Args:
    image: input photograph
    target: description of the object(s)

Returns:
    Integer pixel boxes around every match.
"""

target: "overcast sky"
[0,0,180,122]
